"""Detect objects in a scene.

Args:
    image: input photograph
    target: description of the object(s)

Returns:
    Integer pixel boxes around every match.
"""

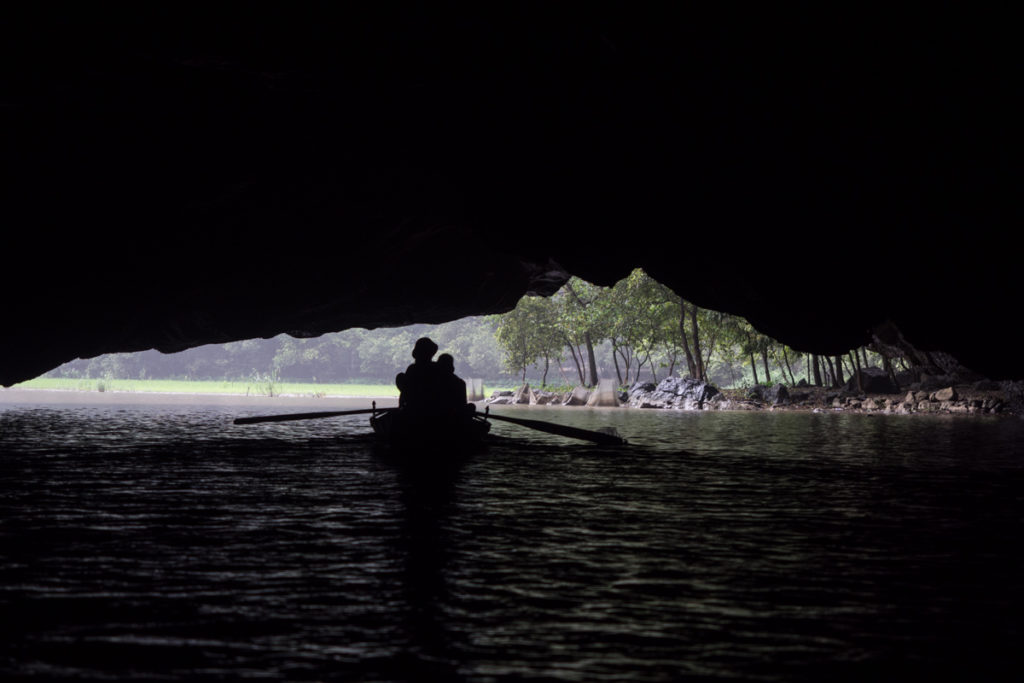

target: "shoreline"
[0,387,399,410]
[4,384,1020,418]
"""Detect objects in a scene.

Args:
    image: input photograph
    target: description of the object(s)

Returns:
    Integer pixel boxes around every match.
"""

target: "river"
[2,393,1023,681]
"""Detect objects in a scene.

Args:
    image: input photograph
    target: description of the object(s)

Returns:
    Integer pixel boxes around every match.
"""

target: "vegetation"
[34,270,898,394]
[490,269,893,391]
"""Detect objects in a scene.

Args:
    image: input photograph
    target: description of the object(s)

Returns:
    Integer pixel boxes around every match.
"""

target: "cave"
[4,9,1024,681]
[2,6,1017,387]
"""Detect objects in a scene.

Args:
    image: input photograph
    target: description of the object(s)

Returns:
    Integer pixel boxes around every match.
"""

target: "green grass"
[16,377,402,398]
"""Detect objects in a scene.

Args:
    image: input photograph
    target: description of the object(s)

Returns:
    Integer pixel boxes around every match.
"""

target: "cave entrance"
[17,269,892,403]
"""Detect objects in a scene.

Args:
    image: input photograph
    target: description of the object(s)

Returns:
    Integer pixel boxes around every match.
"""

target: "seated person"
[436,353,475,417]
[397,337,442,413]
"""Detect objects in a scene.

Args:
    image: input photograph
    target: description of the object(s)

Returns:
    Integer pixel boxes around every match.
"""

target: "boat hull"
[369,409,491,451]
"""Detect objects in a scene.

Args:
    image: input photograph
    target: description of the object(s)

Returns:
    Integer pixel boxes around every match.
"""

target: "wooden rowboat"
[369,407,491,450]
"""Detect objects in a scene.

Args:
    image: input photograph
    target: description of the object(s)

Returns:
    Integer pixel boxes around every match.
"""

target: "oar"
[233,406,396,425]
[483,409,627,445]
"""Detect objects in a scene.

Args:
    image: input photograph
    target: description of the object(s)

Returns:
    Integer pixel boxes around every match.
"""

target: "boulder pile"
[484,377,1023,417]
[485,384,618,407]
[624,377,722,410]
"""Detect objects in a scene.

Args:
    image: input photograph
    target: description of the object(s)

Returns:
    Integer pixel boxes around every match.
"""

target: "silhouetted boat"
[369,408,491,451]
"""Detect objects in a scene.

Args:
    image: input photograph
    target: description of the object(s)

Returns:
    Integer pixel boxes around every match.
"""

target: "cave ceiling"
[1,6,1018,385]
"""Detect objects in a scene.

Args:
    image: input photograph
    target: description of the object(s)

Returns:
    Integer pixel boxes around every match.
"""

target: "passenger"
[436,352,466,408]
[436,352,475,417]
[397,337,441,413]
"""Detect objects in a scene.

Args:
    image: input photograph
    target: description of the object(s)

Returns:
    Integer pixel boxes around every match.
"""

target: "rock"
[512,384,531,404]
[563,386,591,406]
[586,378,621,407]
[932,386,957,402]
[918,373,955,391]
[530,389,561,405]
[626,377,720,410]
[844,367,900,394]
[763,383,790,405]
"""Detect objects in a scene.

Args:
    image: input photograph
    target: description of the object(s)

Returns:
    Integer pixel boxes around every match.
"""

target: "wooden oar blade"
[233,407,394,425]
[485,412,626,445]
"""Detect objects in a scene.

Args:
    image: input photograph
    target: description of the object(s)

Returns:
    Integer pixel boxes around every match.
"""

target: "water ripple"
[2,404,1023,680]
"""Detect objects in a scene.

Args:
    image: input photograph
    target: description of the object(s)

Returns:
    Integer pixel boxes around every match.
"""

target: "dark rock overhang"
[1,7,1017,385]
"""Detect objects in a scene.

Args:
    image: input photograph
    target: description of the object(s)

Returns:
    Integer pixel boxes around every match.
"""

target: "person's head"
[412,337,439,362]
[437,353,454,373]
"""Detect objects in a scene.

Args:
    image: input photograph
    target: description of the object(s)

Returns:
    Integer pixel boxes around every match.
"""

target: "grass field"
[16,377,402,398]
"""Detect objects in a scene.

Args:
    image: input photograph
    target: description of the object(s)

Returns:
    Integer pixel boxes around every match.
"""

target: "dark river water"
[2,397,1023,681]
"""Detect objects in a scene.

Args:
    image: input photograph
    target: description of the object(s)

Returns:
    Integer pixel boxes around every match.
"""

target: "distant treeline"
[46,270,890,389]
[46,317,510,385]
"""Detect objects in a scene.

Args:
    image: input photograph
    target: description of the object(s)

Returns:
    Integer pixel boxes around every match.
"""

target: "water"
[2,399,1023,681]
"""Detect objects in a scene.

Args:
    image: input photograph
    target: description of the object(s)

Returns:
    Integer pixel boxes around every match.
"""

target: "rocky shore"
[487,369,1024,418]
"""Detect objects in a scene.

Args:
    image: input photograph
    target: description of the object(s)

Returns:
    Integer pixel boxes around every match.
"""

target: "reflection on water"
[2,402,1023,681]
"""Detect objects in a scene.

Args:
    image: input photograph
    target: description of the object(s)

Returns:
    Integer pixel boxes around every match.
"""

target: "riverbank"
[0,387,399,410]
[715,384,1021,417]
[6,379,1022,418]
[487,377,1024,418]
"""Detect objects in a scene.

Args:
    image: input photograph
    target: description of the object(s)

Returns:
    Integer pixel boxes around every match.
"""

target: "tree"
[494,296,555,384]
[559,277,607,387]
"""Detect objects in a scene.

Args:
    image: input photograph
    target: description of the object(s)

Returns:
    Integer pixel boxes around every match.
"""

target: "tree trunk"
[689,304,705,381]
[851,351,862,392]
[761,348,772,384]
[679,306,697,378]
[823,355,836,386]
[833,355,845,386]
[612,344,624,386]
[541,356,550,387]
[782,347,796,385]
[812,354,822,386]
[703,330,720,381]
[565,341,585,386]
[584,331,598,387]
[883,354,900,390]
[749,351,759,385]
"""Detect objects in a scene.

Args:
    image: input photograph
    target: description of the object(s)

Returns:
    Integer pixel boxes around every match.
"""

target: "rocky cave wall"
[2,7,1017,386]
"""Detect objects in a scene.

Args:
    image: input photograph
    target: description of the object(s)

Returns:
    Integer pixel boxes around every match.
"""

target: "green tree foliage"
[603,269,679,385]
[493,296,561,384]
